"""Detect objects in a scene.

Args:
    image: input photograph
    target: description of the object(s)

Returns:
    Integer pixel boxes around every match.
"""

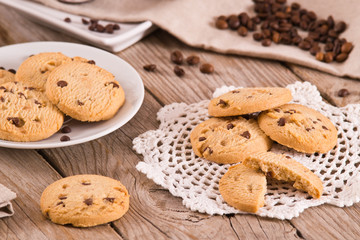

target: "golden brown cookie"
[0,69,15,84]
[40,174,130,227]
[15,52,72,90]
[208,87,292,117]
[45,61,125,122]
[258,104,337,153]
[244,152,323,199]
[190,117,272,164]
[219,163,267,213]
[0,82,64,142]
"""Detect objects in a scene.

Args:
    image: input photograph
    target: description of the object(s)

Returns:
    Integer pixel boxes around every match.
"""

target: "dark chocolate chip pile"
[214,0,354,63]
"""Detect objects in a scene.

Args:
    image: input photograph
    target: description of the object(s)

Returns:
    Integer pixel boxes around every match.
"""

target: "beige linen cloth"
[0,183,16,218]
[33,0,360,79]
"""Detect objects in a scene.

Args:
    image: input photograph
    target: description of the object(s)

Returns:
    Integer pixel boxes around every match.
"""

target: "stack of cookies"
[0,52,125,142]
[190,87,337,213]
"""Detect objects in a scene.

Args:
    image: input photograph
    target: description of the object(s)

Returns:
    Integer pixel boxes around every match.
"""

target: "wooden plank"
[0,149,122,240]
[287,64,360,107]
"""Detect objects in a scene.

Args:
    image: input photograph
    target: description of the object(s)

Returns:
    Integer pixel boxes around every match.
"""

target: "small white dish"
[0,41,144,149]
[0,0,156,52]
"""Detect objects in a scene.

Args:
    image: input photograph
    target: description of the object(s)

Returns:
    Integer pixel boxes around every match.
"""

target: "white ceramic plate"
[0,41,144,149]
[0,0,156,52]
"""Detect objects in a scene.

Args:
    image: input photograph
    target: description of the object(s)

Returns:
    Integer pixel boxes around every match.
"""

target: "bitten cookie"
[40,174,130,227]
[190,117,272,164]
[45,61,125,122]
[0,82,64,142]
[208,87,292,117]
[0,69,15,84]
[219,163,267,213]
[244,152,323,199]
[15,52,72,90]
[258,104,338,153]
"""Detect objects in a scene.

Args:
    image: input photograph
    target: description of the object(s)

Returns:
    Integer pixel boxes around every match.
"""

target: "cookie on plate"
[190,117,272,164]
[15,52,72,90]
[258,104,338,153]
[208,87,292,117]
[45,61,125,122]
[0,82,64,142]
[219,163,267,213]
[40,174,130,227]
[0,69,15,84]
[244,152,323,199]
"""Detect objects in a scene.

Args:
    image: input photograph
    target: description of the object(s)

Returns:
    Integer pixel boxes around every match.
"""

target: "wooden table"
[1,4,360,240]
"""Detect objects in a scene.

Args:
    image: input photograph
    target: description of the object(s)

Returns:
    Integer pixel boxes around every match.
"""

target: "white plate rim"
[0,41,144,149]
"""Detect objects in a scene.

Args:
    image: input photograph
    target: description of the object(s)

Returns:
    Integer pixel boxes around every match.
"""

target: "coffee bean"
[333,40,342,55]
[199,63,214,74]
[170,50,183,65]
[253,32,263,41]
[262,29,271,38]
[82,18,89,25]
[96,24,105,33]
[143,64,157,72]
[309,46,320,56]
[307,11,317,21]
[227,15,240,30]
[272,31,281,43]
[341,42,353,54]
[262,38,272,47]
[335,53,348,63]
[247,20,256,31]
[215,19,228,29]
[113,24,120,30]
[217,15,227,21]
[324,52,334,63]
[324,42,334,52]
[334,21,346,33]
[251,16,261,24]
[327,16,335,29]
[105,24,114,34]
[64,17,71,23]
[292,36,302,45]
[337,88,350,97]
[239,12,249,26]
[291,15,301,25]
[57,80,68,88]
[299,21,308,30]
[174,66,185,77]
[61,126,72,134]
[237,26,248,36]
[298,40,311,50]
[186,55,200,65]
[60,135,70,142]
[327,29,338,38]
[291,2,301,10]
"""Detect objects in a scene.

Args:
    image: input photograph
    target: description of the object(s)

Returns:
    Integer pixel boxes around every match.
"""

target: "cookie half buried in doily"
[219,163,267,213]
[258,104,338,153]
[244,152,323,199]
[190,116,272,164]
[208,87,292,117]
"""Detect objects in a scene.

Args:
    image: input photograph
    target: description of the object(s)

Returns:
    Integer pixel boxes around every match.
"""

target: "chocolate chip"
[306,128,312,132]
[337,88,350,97]
[105,82,120,88]
[174,66,185,77]
[8,69,16,74]
[240,131,251,139]
[274,108,281,112]
[232,90,240,93]
[143,64,157,72]
[40,70,47,74]
[25,87,35,90]
[59,196,67,200]
[199,63,214,74]
[57,81,68,88]
[82,18,89,25]
[199,137,206,141]
[56,201,64,206]
[61,126,72,133]
[217,99,227,107]
[170,50,183,65]
[82,182,91,185]
[84,198,93,206]
[18,92,26,99]
[204,147,213,154]
[7,117,25,127]
[77,100,84,106]
[60,135,70,142]
[0,67,4,70]
[322,126,329,130]
[277,117,286,126]
[0,97,4,102]
[285,156,291,159]
[227,123,234,130]
[64,17,71,23]
[186,55,200,65]
[104,197,115,203]
[87,60,96,65]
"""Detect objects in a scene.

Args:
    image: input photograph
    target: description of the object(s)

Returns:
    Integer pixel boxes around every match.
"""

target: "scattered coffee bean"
[113,24,120,30]
[335,53,348,62]
[199,63,214,74]
[82,18,89,25]
[337,88,350,97]
[341,42,353,54]
[315,51,324,61]
[253,32,263,41]
[64,17,71,23]
[143,64,157,72]
[324,52,334,63]
[186,55,200,65]
[237,26,248,36]
[61,126,72,134]
[105,24,114,34]
[60,135,70,142]
[215,19,228,29]
[228,15,240,30]
[174,66,185,77]
[262,38,272,47]
[170,50,183,65]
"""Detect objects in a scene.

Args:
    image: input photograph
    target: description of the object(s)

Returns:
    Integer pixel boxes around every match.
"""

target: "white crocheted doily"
[133,81,360,220]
